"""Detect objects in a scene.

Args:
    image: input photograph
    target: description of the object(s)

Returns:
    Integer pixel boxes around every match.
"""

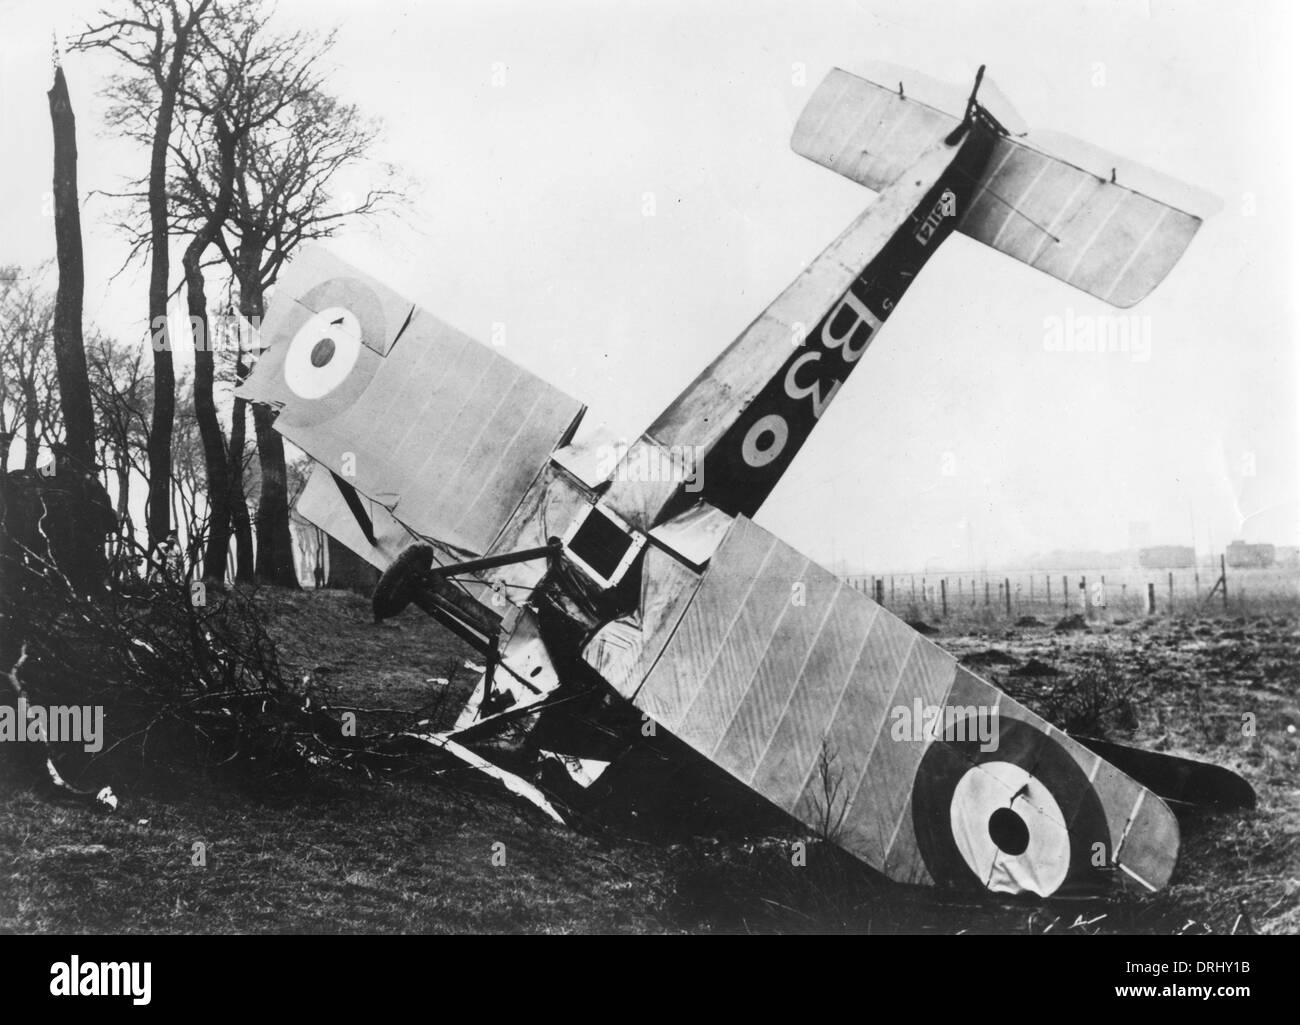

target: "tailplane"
[793,65,1220,307]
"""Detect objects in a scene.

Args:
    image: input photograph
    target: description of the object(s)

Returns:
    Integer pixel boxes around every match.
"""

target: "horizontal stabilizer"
[793,67,1220,307]
[1073,735,1255,810]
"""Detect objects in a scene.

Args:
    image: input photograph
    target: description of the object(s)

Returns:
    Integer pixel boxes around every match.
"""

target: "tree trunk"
[184,120,238,584]
[239,268,298,588]
[22,385,38,470]
[114,456,133,554]
[190,280,232,582]
[144,11,200,551]
[252,404,297,586]
[313,527,325,588]
[227,386,255,582]
[46,66,94,469]
[325,535,378,591]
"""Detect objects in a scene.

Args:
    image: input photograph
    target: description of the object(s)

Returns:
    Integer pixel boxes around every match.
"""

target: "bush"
[1037,653,1140,738]
[0,528,309,794]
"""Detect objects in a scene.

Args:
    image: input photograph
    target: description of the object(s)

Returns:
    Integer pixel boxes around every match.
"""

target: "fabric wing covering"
[627,515,1179,897]
[238,246,586,557]
[792,66,1219,307]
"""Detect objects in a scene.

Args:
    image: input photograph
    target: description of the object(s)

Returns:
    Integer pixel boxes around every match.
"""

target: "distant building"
[1276,546,1300,569]
[1138,545,1195,569]
[1226,540,1275,569]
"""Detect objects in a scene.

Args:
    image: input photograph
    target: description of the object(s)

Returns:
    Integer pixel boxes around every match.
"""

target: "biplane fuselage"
[625,112,997,525]
[239,64,1231,899]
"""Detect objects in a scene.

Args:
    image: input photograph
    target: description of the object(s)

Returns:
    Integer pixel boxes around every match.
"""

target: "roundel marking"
[912,714,1110,897]
[267,276,389,428]
[284,306,363,400]
[948,759,1070,896]
[741,414,789,468]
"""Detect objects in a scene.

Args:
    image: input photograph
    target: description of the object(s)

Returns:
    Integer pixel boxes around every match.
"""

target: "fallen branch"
[6,642,117,812]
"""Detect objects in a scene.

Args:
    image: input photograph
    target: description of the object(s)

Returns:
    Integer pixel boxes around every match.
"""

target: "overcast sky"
[2,0,1297,572]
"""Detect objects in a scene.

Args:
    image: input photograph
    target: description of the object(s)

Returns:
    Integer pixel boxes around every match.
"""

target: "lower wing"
[591,514,1179,897]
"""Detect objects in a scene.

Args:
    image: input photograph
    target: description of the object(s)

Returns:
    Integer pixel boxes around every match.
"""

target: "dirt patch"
[1011,658,1063,677]
[1054,614,1089,633]
[960,649,1019,669]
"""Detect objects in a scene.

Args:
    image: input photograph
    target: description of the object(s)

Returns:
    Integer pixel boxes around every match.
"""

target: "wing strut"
[330,471,376,546]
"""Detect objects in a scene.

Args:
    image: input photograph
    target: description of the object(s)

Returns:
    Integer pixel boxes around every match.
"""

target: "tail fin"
[794,66,1220,307]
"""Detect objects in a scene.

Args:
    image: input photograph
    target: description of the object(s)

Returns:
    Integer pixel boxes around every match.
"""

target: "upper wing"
[593,514,1179,897]
[239,246,586,556]
[793,66,1220,307]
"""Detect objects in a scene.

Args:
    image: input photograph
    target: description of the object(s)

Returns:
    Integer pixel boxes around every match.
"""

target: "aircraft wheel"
[372,543,435,621]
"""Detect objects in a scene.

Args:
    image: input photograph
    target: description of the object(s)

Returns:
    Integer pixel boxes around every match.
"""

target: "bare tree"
[74,0,214,553]
[46,63,96,471]
[93,3,397,588]
[210,51,398,588]
[168,3,324,583]
[169,379,209,576]
[85,331,152,561]
[0,272,62,471]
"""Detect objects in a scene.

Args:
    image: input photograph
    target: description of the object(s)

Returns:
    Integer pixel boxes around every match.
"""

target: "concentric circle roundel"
[270,276,388,426]
[912,714,1109,897]
[284,306,363,400]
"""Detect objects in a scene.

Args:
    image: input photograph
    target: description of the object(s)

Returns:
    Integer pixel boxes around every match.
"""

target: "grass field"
[1,586,1296,934]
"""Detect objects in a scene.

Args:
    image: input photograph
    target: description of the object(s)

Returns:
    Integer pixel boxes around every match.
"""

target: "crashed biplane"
[238,62,1247,898]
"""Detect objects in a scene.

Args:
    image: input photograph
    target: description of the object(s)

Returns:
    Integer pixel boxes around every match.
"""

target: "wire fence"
[842,563,1299,623]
